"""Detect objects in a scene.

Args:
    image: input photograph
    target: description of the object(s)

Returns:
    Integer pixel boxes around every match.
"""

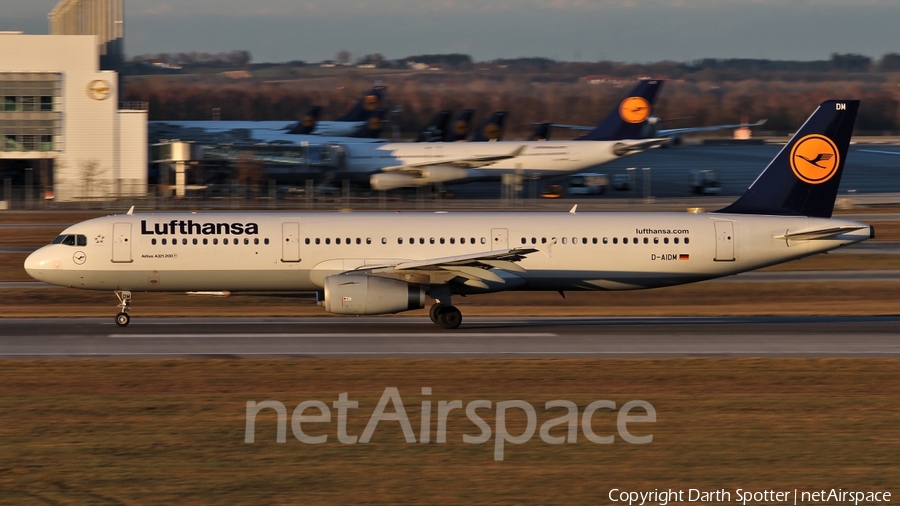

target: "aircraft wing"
[612,138,670,155]
[350,248,538,289]
[380,145,526,173]
[658,119,767,137]
[551,119,767,137]
[858,149,900,156]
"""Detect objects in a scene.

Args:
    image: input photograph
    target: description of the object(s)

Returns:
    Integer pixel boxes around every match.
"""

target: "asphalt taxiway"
[1,316,898,358]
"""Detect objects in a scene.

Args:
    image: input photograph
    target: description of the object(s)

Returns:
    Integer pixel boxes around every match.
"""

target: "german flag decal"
[679,254,690,260]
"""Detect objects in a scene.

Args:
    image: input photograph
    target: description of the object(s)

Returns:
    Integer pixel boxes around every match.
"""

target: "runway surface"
[1,316,899,358]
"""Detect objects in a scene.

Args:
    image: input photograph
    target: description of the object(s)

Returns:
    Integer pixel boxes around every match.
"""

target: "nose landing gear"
[115,290,132,327]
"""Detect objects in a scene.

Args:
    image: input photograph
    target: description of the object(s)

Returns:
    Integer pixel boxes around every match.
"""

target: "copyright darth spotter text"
[608,488,891,505]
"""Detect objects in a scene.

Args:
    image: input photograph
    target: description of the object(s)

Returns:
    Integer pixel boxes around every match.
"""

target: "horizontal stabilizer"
[774,226,867,241]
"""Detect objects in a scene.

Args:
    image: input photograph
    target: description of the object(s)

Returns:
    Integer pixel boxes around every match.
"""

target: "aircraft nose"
[24,248,49,281]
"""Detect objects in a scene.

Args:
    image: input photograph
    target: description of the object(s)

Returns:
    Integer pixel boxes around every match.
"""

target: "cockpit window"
[52,234,87,246]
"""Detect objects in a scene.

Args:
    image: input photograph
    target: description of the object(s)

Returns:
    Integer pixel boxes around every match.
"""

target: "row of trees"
[126,74,900,136]
[130,50,252,67]
[127,51,900,77]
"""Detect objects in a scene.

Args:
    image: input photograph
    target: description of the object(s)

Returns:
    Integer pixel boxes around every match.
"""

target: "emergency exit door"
[491,228,508,250]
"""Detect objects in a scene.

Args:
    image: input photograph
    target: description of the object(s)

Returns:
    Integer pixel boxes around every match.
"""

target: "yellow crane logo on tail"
[790,134,840,184]
[619,96,650,124]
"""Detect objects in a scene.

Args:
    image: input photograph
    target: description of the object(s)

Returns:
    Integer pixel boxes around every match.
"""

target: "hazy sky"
[4,0,900,63]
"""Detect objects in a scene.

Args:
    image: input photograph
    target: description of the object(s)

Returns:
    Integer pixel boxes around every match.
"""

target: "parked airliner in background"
[149,86,387,139]
[352,80,667,190]
[25,101,871,329]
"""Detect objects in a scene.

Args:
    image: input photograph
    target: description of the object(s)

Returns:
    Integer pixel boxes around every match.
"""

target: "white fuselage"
[339,140,635,184]
[25,212,871,294]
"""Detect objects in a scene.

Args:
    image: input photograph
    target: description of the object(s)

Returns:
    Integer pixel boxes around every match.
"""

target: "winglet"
[569,205,577,214]
[127,206,134,215]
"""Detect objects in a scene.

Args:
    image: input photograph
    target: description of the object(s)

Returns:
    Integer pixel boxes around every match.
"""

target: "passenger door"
[714,221,735,262]
[112,222,132,263]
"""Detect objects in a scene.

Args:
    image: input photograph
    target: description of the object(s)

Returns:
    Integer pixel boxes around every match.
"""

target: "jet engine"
[323,275,425,315]
[370,166,471,190]
[419,166,470,183]
[370,173,418,190]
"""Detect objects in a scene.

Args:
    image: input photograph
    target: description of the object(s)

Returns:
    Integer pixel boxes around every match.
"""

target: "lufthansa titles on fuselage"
[140,220,259,236]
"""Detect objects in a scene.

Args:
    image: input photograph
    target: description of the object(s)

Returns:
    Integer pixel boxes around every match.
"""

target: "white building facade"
[0,33,146,201]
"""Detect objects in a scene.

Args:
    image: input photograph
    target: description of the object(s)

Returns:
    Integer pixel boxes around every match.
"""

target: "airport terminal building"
[0,31,146,202]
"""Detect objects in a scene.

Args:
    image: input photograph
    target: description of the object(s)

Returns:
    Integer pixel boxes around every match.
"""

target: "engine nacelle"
[323,275,425,315]
[370,173,419,190]
[418,165,470,184]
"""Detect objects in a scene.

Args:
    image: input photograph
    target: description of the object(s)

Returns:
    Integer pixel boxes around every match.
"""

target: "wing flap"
[358,248,538,287]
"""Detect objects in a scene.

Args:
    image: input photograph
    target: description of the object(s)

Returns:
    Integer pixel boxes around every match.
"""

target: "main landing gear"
[115,290,132,327]
[429,302,462,330]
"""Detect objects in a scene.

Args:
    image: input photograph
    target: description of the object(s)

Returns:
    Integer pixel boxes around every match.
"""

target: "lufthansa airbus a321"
[25,101,872,329]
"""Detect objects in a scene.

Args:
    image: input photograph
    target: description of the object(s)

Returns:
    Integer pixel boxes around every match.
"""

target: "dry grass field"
[0,359,897,504]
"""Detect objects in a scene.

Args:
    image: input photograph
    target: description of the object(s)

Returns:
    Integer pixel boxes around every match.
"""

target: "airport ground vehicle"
[540,184,565,198]
[690,169,722,195]
[567,173,609,195]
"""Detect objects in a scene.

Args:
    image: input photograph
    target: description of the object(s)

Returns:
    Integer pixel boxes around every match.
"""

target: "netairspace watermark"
[609,488,892,506]
[244,387,656,461]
